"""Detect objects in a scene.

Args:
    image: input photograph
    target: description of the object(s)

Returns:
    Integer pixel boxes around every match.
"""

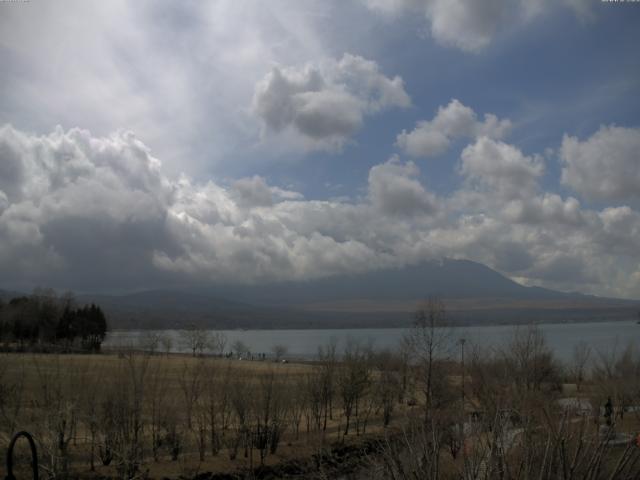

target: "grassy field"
[0,351,398,479]
[2,344,640,480]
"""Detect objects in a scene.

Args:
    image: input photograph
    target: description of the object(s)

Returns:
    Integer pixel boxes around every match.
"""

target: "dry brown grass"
[0,351,398,479]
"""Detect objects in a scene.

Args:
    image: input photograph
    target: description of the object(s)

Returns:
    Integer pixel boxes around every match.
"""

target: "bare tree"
[159,333,173,355]
[209,331,228,356]
[338,339,371,436]
[203,360,224,456]
[31,355,81,479]
[318,338,338,428]
[178,359,205,431]
[180,326,211,357]
[137,331,161,354]
[304,371,324,433]
[231,339,250,359]
[160,402,184,462]
[147,357,169,462]
[592,341,640,427]
[288,374,308,440]
[569,340,591,392]
[217,362,235,440]
[228,374,250,461]
[372,350,402,427]
[271,343,288,362]
[250,369,289,464]
[408,296,451,423]
[375,331,640,480]
[505,323,559,392]
[97,352,150,479]
[79,361,106,471]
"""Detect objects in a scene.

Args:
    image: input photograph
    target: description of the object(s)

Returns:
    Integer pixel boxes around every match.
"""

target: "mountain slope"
[4,259,638,329]
[90,259,639,329]
[211,259,580,305]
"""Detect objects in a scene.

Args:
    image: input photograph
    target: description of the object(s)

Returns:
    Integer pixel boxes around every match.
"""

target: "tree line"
[0,288,108,352]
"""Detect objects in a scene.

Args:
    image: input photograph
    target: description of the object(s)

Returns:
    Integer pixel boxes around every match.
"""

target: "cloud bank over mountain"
[2,120,639,298]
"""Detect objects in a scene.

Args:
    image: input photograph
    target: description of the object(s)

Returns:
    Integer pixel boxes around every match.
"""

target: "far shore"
[106,316,638,332]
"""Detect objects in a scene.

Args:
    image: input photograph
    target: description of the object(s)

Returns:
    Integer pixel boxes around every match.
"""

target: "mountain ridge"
[206,259,586,305]
[2,259,639,329]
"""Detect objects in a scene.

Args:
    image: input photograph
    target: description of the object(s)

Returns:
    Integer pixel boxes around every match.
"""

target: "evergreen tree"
[79,304,108,351]
[56,306,79,349]
[4,292,108,352]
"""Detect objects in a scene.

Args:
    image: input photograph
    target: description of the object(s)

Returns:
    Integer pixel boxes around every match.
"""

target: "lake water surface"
[104,320,640,363]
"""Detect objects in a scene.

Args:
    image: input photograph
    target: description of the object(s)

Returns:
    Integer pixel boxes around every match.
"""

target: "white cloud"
[501,194,583,226]
[0,125,412,289]
[0,1,349,173]
[0,124,173,290]
[2,124,640,299]
[253,54,410,151]
[460,136,544,197]
[0,191,8,214]
[397,126,450,158]
[396,99,511,157]
[560,125,640,202]
[232,176,276,208]
[368,156,438,216]
[426,0,513,52]
[597,206,640,256]
[361,0,594,52]
[232,175,303,208]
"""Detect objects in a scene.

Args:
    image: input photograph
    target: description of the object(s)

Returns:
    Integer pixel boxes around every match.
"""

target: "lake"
[103,320,640,364]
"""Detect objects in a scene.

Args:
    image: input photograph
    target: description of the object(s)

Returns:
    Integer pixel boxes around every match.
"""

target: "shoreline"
[105,317,638,332]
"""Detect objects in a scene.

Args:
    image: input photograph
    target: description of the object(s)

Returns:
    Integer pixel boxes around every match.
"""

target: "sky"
[0,0,639,298]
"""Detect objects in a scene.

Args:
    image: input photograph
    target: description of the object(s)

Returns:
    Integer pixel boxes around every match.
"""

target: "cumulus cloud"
[560,125,640,202]
[425,0,513,52]
[361,0,593,52]
[396,99,511,157]
[2,124,640,299]
[0,124,173,290]
[527,252,593,284]
[1,2,379,174]
[501,194,583,226]
[368,156,438,216]
[460,136,544,197]
[597,206,640,257]
[232,175,303,208]
[232,176,275,208]
[0,125,418,289]
[253,54,410,151]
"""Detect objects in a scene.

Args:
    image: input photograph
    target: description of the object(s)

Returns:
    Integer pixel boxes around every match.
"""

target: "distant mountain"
[211,259,581,305]
[3,259,638,329]
[77,290,291,330]
[82,290,253,313]
[80,259,639,329]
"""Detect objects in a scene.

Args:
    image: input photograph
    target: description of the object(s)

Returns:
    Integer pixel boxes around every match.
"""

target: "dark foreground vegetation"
[1,298,639,479]
[0,289,108,352]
